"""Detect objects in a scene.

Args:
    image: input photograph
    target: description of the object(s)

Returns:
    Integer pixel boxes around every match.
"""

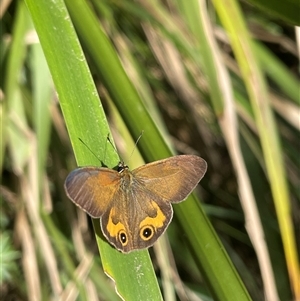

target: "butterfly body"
[65,155,207,253]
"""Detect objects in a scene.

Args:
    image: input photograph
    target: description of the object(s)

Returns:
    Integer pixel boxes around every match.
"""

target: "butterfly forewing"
[132,155,207,203]
[64,167,121,218]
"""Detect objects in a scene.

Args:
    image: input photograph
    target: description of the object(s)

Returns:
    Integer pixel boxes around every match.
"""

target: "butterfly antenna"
[78,138,102,164]
[128,130,144,162]
[106,134,124,163]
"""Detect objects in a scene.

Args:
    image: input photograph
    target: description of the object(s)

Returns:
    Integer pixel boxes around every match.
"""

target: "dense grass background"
[1,0,299,300]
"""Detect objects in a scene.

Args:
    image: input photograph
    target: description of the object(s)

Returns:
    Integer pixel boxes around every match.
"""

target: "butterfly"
[64,155,207,253]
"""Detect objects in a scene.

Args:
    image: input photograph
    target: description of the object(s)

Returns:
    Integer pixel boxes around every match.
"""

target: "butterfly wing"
[132,155,207,203]
[129,186,174,251]
[99,187,130,251]
[64,167,121,218]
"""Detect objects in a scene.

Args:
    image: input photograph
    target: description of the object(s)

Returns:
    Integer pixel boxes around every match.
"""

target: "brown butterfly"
[64,155,207,253]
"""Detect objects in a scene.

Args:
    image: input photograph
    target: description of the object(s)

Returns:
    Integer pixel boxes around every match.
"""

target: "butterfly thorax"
[117,162,135,191]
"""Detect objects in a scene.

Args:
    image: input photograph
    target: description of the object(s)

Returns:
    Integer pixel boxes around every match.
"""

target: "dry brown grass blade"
[23,135,63,296]
[57,254,94,301]
[16,210,41,301]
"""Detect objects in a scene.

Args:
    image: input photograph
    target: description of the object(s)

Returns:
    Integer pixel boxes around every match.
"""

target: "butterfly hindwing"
[100,183,173,252]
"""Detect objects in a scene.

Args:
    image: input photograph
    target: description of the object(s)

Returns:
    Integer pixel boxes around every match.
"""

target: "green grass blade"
[3,0,31,174]
[30,42,52,189]
[246,0,300,25]
[254,42,300,104]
